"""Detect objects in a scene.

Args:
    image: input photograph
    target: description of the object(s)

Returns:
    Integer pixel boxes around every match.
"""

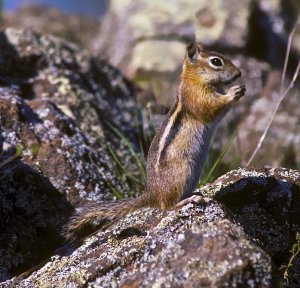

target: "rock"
[209,167,300,288]
[247,0,299,67]
[96,0,297,77]
[236,70,300,166]
[97,0,251,70]
[94,0,300,170]
[129,40,186,76]
[1,5,101,52]
[0,6,299,285]
[129,39,186,106]
[0,28,144,281]
[1,167,299,287]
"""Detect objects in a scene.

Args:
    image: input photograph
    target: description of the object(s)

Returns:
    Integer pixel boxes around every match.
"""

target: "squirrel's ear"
[196,43,205,52]
[186,42,203,63]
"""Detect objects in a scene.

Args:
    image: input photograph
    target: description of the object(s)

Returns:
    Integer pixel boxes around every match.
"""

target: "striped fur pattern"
[145,98,219,210]
[64,42,245,240]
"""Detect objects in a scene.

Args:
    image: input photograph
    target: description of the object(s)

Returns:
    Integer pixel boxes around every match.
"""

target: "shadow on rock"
[0,31,47,85]
[0,158,73,281]
[213,168,300,287]
[0,28,149,282]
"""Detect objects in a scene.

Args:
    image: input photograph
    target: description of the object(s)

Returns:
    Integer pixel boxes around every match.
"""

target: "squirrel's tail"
[64,196,146,241]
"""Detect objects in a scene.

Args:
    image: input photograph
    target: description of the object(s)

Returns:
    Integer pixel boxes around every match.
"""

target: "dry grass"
[246,17,300,167]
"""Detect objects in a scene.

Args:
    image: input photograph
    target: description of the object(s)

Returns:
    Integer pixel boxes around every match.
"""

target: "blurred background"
[0,0,300,179]
[3,0,107,17]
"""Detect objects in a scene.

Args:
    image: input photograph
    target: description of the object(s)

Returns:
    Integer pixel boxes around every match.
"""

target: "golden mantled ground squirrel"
[65,42,245,240]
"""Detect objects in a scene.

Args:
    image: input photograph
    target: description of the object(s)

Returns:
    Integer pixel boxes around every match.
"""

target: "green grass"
[97,119,150,199]
[107,123,146,181]
[281,232,300,284]
[0,143,24,181]
[0,143,24,169]
[199,128,240,187]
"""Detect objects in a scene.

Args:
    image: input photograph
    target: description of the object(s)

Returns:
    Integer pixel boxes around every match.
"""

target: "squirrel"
[65,42,246,241]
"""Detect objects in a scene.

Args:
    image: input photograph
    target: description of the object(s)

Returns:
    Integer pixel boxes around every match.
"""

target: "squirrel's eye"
[210,57,223,67]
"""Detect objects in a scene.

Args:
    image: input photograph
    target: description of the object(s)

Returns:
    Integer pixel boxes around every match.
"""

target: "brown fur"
[64,42,245,241]
[65,196,148,241]
[180,81,233,123]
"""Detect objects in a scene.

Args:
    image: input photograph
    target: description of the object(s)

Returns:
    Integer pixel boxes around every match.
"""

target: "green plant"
[0,143,24,169]
[280,232,300,284]
[108,124,146,180]
[30,143,40,157]
[96,121,148,199]
[199,128,239,187]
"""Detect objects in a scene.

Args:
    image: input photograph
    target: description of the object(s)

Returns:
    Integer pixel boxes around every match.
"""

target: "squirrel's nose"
[237,70,241,78]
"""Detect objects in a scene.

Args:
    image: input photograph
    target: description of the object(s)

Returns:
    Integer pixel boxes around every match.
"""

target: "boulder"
[0,28,144,281]
[0,6,299,285]
[1,5,101,52]
[2,167,299,287]
[95,0,298,78]
[97,0,251,71]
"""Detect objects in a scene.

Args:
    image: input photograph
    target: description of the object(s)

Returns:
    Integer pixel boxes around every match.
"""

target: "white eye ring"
[208,56,224,69]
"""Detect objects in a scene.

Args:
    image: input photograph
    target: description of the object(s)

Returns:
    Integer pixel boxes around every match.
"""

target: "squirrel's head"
[182,42,241,86]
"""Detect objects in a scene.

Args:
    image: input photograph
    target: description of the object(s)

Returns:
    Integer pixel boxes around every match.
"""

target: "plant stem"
[246,19,300,167]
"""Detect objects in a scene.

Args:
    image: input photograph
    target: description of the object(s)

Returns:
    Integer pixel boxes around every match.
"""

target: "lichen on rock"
[0,28,145,281]
[2,167,299,287]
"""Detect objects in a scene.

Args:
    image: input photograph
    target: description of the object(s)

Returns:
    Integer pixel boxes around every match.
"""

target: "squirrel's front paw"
[228,85,246,101]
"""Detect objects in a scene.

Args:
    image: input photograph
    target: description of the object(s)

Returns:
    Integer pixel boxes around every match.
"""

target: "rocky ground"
[0,28,145,281]
[1,167,300,287]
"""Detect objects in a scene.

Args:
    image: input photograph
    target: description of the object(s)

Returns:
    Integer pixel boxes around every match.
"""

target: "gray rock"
[0,28,144,281]
[97,0,251,72]
[2,167,299,287]
[1,5,101,52]
[237,71,300,167]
